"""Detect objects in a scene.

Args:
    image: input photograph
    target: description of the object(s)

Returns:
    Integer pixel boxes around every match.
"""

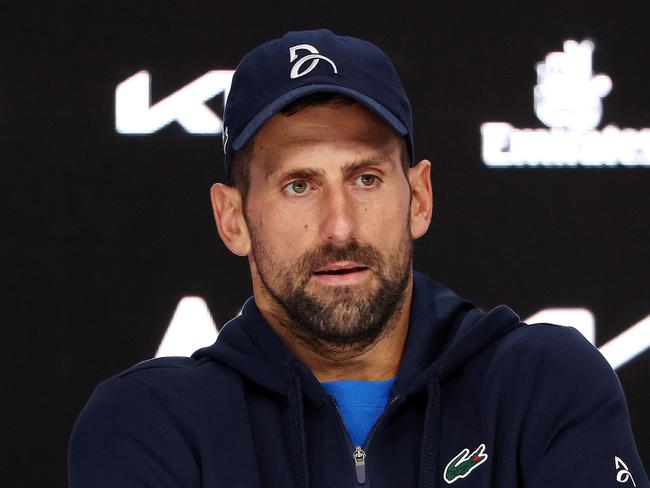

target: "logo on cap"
[222,125,228,154]
[289,44,338,79]
[615,456,637,486]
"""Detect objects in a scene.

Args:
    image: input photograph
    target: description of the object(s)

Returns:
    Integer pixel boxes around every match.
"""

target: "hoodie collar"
[193,271,522,404]
[193,295,327,404]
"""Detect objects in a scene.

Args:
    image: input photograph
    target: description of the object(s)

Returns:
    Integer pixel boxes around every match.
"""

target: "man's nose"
[319,185,357,244]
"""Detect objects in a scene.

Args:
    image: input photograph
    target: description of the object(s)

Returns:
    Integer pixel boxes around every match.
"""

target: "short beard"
[250,226,413,358]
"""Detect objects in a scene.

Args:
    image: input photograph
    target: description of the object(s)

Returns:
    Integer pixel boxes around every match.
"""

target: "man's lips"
[313,261,368,274]
[312,262,370,286]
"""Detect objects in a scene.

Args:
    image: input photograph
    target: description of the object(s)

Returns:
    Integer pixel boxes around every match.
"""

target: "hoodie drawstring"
[419,375,441,488]
[288,365,310,488]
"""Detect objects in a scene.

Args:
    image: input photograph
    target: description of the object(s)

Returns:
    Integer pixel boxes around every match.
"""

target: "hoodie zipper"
[330,394,401,486]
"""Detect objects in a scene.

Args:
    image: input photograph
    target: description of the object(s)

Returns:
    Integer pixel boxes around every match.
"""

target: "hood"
[192,271,523,488]
[192,271,522,401]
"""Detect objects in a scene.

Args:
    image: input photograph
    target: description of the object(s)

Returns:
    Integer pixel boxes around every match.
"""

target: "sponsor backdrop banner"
[4,1,649,486]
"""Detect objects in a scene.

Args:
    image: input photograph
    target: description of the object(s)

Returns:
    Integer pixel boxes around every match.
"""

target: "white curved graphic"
[599,316,650,370]
[289,43,338,79]
[615,456,637,486]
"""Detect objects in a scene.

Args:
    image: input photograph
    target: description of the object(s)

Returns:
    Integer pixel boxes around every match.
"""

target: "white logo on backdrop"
[289,44,338,79]
[481,39,650,167]
[534,39,611,131]
[115,70,234,134]
[156,297,218,358]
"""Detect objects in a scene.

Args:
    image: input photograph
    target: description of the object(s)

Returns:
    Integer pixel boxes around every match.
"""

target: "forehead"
[250,102,402,175]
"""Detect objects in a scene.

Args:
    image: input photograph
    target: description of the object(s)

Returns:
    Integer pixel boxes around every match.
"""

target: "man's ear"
[209,183,251,256]
[408,159,434,239]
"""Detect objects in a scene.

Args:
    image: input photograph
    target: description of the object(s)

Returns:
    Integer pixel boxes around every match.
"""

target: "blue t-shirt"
[321,377,396,446]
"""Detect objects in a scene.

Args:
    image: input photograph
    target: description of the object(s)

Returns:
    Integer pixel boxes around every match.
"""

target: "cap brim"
[231,84,408,151]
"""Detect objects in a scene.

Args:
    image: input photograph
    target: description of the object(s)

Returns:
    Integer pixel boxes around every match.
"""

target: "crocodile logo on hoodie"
[443,444,489,484]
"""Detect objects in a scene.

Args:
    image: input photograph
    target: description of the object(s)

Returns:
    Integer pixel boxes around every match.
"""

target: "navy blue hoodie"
[69,272,649,487]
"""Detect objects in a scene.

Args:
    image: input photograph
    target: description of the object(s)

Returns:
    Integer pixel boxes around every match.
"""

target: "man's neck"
[256,279,413,383]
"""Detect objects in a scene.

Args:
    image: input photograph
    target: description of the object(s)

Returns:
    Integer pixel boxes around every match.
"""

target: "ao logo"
[289,44,338,79]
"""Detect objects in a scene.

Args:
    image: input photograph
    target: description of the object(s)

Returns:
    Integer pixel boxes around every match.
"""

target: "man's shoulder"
[69,356,232,486]
[490,321,608,369]
[116,354,210,381]
[494,321,601,362]
[85,354,240,418]
[110,355,216,386]
[497,320,590,351]
[486,320,620,399]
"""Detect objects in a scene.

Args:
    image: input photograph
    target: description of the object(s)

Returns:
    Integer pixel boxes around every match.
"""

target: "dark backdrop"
[3,1,649,486]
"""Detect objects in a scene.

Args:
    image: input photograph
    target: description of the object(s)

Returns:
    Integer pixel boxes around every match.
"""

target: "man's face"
[242,101,415,353]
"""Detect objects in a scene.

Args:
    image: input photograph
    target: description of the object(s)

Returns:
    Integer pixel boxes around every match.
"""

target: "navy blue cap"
[222,29,414,179]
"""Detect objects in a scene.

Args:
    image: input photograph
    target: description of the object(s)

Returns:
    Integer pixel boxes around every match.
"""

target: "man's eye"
[285,180,311,195]
[356,174,379,187]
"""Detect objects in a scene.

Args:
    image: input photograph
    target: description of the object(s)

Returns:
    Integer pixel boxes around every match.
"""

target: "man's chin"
[299,276,381,316]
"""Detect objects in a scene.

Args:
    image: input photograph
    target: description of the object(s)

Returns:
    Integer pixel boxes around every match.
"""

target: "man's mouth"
[314,266,368,275]
[312,262,370,285]
[314,262,368,274]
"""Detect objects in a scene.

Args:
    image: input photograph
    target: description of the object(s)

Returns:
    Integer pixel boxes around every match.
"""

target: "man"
[69,29,648,487]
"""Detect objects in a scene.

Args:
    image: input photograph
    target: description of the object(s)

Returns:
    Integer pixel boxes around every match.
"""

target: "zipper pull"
[353,446,366,484]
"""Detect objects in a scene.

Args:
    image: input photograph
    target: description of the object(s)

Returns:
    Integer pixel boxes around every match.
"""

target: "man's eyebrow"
[341,158,394,176]
[266,167,326,181]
